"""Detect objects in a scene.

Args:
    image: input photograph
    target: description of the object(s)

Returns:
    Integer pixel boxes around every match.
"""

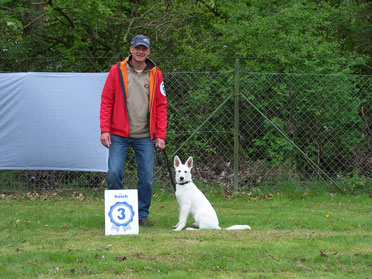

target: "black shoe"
[139,218,154,227]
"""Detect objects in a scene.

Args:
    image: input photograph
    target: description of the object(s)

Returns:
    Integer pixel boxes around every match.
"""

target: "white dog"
[173,156,251,231]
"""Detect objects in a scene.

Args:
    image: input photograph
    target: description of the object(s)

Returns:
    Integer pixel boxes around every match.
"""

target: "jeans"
[107,135,154,220]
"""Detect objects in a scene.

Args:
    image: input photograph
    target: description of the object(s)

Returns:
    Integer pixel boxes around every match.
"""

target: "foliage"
[338,168,371,194]
[1,0,370,73]
[213,0,371,74]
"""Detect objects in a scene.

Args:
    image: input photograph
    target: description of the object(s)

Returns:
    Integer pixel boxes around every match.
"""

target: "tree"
[1,0,370,73]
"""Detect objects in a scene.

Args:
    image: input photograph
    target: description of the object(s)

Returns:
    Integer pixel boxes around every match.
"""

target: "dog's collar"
[177,181,192,185]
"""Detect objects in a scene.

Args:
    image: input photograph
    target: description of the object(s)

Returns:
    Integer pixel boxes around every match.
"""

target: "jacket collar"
[127,55,156,72]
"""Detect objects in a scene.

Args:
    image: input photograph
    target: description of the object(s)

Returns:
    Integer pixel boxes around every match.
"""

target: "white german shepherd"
[173,156,251,231]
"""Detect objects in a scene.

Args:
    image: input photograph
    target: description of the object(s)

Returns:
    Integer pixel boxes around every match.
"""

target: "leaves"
[1,0,369,73]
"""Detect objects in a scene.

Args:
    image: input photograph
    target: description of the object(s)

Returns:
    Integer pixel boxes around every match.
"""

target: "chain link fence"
[164,67,371,190]
[0,60,371,192]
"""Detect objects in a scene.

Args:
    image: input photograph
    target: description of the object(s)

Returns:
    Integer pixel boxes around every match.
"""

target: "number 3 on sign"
[117,208,126,220]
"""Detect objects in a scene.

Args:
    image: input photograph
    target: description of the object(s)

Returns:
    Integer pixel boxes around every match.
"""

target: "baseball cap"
[131,35,150,48]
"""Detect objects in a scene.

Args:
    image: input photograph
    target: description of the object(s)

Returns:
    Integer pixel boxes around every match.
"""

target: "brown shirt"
[126,63,150,138]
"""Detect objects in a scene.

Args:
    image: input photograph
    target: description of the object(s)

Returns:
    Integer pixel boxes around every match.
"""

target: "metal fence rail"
[0,65,370,192]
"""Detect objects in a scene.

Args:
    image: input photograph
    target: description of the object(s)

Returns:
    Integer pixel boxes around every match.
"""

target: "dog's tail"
[225,225,251,230]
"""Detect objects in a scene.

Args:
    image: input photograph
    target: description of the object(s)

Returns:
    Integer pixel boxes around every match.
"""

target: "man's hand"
[155,138,165,150]
[100,132,111,149]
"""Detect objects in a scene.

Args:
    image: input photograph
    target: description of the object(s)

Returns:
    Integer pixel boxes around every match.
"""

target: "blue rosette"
[108,201,135,231]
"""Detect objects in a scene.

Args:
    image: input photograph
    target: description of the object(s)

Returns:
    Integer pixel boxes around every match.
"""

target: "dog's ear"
[174,155,181,168]
[186,157,193,169]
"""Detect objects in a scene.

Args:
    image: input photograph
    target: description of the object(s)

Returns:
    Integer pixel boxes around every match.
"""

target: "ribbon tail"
[111,224,120,232]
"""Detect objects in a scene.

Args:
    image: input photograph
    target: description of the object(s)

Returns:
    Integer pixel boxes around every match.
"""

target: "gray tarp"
[0,72,109,172]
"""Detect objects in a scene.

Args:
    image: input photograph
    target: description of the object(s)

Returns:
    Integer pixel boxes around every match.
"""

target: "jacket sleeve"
[100,66,116,134]
[154,69,167,140]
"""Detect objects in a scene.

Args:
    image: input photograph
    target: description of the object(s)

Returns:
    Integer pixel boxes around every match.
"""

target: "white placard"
[105,189,139,235]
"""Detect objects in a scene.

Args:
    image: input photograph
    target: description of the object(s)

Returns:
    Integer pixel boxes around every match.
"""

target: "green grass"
[0,186,371,279]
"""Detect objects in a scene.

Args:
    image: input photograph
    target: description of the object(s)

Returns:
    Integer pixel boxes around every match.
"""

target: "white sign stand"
[105,189,139,235]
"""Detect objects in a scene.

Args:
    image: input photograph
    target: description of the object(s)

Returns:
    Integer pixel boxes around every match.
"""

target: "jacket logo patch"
[160,81,166,96]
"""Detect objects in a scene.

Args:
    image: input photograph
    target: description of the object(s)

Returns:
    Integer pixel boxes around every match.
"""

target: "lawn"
[0,187,371,278]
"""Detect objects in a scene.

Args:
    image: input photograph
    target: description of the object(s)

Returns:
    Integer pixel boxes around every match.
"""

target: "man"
[100,35,167,226]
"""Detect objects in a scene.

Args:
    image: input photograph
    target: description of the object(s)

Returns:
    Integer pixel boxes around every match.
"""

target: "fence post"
[234,58,240,191]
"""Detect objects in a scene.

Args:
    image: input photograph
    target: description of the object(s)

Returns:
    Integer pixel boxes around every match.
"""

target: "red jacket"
[100,56,167,140]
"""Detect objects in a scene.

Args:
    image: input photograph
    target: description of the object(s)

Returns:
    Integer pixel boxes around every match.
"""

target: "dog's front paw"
[172,224,185,231]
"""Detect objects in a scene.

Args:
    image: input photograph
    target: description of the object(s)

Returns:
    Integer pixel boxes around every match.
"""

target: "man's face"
[130,45,150,63]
